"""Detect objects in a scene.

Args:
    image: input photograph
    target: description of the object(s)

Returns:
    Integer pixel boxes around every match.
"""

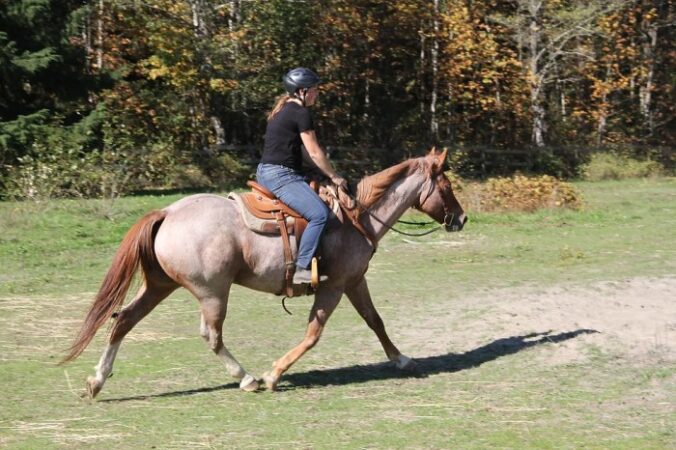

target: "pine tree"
[0,0,103,192]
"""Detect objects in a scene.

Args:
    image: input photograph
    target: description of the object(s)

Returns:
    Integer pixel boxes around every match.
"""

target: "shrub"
[580,153,664,181]
[2,142,109,200]
[450,173,583,213]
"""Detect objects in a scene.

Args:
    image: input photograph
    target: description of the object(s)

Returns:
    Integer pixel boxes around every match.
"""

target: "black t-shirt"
[261,102,314,170]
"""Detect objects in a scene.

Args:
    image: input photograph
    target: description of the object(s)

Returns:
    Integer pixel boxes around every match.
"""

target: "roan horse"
[62,148,466,397]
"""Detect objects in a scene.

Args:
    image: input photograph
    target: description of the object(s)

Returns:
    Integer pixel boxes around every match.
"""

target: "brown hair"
[267,94,291,121]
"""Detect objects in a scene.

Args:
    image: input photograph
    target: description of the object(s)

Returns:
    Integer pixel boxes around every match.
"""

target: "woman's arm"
[300,130,347,188]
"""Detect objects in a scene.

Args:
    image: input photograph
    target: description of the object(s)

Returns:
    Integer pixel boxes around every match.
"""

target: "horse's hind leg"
[345,277,416,371]
[86,282,176,398]
[197,288,258,392]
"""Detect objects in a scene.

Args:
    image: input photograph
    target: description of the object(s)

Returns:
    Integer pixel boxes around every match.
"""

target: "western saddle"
[229,180,375,298]
[230,181,312,297]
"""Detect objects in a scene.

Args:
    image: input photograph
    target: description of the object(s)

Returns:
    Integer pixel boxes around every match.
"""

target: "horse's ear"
[433,148,448,172]
[427,146,437,156]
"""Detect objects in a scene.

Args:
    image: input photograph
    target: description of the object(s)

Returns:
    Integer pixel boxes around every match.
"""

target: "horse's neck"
[362,171,427,241]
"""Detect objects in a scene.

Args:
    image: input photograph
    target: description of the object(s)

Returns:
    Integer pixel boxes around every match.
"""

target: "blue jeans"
[256,164,330,270]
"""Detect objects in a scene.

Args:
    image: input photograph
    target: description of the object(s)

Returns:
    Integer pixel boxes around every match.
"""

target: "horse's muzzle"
[444,213,468,232]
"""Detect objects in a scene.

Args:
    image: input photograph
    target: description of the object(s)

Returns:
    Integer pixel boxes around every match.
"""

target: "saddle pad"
[228,192,296,235]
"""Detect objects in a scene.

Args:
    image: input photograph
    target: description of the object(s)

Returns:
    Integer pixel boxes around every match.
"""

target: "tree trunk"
[526,0,545,147]
[446,83,454,142]
[96,0,104,70]
[430,0,440,140]
[363,79,370,121]
[190,0,209,38]
[228,0,241,32]
[639,25,657,137]
[189,0,221,150]
[531,85,545,148]
[558,80,567,121]
[211,116,226,147]
[83,6,92,72]
[596,64,611,146]
[419,29,425,116]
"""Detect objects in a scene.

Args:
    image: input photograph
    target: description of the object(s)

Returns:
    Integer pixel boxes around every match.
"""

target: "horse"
[62,148,467,397]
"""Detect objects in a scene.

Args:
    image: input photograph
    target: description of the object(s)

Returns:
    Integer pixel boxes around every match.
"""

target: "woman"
[256,67,347,285]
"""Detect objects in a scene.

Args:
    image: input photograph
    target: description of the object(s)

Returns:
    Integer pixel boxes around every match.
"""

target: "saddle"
[239,181,309,237]
[228,181,313,298]
[228,180,377,298]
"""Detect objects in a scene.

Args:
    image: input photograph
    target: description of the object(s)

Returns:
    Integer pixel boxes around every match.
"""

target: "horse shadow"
[100,329,597,402]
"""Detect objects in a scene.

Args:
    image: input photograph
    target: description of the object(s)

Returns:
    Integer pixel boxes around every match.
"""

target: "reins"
[396,218,437,226]
[345,174,451,238]
[360,205,445,237]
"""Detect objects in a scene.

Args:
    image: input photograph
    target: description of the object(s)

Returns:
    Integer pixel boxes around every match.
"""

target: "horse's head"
[414,148,467,232]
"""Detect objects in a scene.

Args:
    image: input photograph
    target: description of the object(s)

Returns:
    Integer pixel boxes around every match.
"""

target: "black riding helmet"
[282,67,321,95]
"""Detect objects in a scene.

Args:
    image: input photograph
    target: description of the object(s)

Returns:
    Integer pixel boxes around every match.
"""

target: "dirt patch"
[400,276,676,366]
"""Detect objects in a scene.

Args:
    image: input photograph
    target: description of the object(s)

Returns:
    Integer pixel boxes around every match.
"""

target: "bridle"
[418,174,458,231]
[351,171,457,239]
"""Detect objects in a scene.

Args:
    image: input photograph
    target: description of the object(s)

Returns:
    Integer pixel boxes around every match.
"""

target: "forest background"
[0,0,673,199]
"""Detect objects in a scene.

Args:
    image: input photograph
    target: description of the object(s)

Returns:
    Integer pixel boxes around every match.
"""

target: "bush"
[580,153,665,181]
[2,145,111,200]
[451,173,583,213]
[3,143,248,200]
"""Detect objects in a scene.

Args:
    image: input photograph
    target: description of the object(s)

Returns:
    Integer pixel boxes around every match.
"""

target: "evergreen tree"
[0,0,104,194]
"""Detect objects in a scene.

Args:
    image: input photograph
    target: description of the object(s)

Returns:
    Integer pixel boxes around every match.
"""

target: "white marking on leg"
[94,342,120,385]
[199,313,209,341]
[217,346,247,380]
[206,327,247,380]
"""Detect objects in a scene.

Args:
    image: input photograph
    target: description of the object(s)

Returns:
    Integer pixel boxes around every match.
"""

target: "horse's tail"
[60,209,167,364]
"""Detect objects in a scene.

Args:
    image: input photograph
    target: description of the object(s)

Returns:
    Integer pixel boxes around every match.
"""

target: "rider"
[256,67,348,285]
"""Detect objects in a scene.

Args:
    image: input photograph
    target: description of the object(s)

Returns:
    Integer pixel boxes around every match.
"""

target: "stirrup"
[310,257,319,288]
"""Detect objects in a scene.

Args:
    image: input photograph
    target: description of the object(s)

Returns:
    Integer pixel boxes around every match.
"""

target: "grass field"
[0,178,674,449]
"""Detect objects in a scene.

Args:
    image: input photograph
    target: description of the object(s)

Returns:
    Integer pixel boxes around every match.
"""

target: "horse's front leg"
[263,287,343,391]
[345,277,417,371]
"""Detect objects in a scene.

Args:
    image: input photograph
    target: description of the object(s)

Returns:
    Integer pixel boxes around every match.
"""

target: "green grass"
[0,178,674,449]
[2,178,674,297]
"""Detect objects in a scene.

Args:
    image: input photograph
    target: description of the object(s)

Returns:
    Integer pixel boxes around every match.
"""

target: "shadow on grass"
[280,329,598,391]
[100,329,597,401]
[99,382,240,402]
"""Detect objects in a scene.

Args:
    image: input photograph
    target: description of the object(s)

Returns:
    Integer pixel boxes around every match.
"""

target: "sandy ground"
[398,276,676,365]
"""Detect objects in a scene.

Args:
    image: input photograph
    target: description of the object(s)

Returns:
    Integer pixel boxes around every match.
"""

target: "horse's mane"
[355,158,422,208]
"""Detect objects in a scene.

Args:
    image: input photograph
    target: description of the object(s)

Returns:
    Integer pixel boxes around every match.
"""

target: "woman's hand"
[331,175,349,191]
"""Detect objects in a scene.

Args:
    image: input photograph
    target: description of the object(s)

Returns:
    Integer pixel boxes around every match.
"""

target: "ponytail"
[267,94,291,121]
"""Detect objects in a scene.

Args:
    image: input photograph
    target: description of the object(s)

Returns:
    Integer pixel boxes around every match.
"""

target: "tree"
[493,0,622,147]
[0,0,104,194]
[437,0,528,147]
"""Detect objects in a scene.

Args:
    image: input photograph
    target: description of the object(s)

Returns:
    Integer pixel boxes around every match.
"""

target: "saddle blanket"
[227,192,298,235]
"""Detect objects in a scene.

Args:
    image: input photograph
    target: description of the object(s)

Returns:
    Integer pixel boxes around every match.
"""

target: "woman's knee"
[307,203,329,223]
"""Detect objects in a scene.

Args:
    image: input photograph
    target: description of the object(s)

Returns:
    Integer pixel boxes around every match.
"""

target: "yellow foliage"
[209,78,238,93]
[439,1,526,117]
[146,56,169,80]
[449,173,583,213]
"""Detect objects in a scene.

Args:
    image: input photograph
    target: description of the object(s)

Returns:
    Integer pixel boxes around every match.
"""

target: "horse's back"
[163,193,232,213]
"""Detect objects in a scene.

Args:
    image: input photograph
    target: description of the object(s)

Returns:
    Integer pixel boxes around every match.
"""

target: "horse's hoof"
[86,376,102,399]
[396,355,418,372]
[262,371,279,391]
[239,374,259,392]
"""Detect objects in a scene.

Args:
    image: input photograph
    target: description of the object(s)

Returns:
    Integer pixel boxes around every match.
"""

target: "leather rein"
[344,173,455,242]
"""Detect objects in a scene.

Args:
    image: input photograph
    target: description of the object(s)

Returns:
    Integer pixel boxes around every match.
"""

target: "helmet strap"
[295,88,308,107]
